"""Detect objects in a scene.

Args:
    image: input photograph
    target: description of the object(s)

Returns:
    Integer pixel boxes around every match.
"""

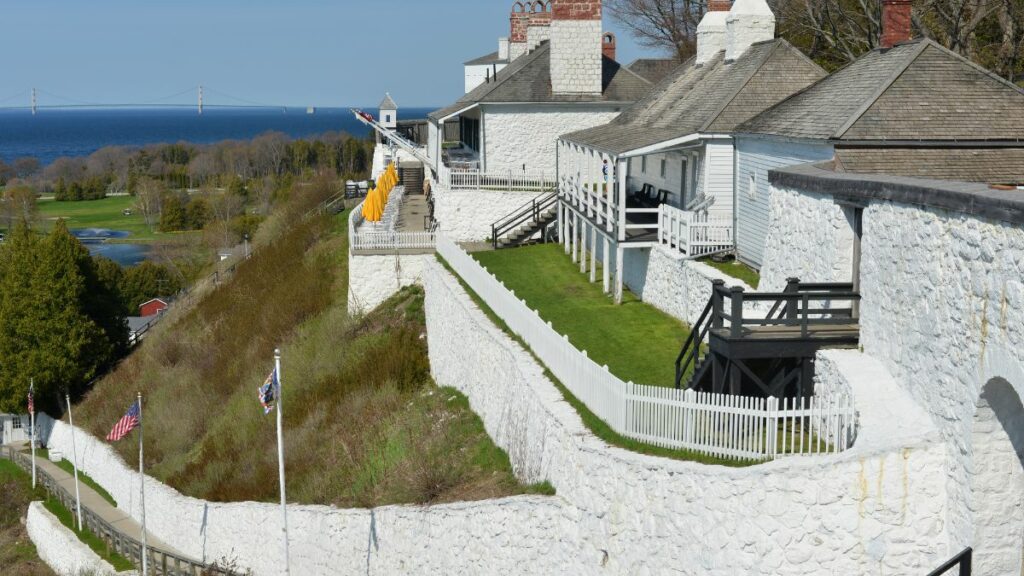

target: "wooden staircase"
[676,278,861,398]
[491,192,558,249]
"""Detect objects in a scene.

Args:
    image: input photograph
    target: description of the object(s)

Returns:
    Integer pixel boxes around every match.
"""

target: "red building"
[139,298,169,317]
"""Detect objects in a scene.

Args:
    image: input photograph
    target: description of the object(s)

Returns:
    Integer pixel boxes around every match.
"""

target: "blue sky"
[0,0,652,109]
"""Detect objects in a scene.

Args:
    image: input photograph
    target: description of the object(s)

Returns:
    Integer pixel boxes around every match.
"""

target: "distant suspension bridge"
[0,86,296,115]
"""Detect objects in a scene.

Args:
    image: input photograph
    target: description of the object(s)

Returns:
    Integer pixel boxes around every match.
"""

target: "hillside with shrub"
[73,183,545,507]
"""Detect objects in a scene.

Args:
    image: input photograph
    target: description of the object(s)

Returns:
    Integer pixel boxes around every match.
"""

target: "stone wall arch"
[969,364,1024,575]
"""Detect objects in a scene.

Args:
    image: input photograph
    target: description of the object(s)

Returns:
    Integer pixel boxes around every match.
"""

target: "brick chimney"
[696,0,731,65]
[510,2,531,60]
[602,32,617,60]
[880,0,913,48]
[550,0,604,95]
[526,2,553,51]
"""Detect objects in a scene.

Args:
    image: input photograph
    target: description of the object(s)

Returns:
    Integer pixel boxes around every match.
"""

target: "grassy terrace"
[37,448,118,507]
[473,243,687,387]
[698,255,761,289]
[35,196,163,241]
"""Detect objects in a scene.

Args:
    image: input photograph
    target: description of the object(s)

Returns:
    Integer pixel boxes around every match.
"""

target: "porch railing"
[349,186,436,252]
[437,236,857,460]
[659,203,733,258]
[441,167,555,193]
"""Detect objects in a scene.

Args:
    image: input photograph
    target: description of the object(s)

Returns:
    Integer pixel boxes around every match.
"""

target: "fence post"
[711,280,726,329]
[767,396,779,459]
[730,286,745,339]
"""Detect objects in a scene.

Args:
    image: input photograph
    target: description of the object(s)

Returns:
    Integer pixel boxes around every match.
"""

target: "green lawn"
[41,498,134,571]
[473,243,688,387]
[698,255,761,289]
[34,196,159,241]
[37,449,118,507]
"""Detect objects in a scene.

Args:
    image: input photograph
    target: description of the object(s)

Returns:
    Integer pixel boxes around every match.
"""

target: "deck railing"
[441,167,556,193]
[6,447,232,576]
[437,236,857,460]
[349,186,436,252]
[658,203,733,257]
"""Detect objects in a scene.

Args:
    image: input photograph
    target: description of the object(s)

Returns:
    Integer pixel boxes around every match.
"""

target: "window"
[660,158,667,178]
[641,156,647,173]
[748,173,757,200]
[385,114,392,123]
[12,417,21,429]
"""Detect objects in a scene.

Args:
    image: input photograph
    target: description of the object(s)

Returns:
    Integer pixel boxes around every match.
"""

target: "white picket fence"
[658,203,734,258]
[441,167,556,193]
[437,236,857,460]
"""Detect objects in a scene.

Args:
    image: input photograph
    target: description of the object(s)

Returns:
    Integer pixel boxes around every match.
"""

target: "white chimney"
[696,1,731,66]
[499,37,510,61]
[725,0,775,62]
[550,0,604,96]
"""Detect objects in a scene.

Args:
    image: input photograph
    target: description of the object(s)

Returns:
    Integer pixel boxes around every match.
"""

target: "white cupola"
[379,93,397,129]
[725,0,775,62]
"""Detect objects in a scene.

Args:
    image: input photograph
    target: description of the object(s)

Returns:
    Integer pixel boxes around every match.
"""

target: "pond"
[71,228,151,266]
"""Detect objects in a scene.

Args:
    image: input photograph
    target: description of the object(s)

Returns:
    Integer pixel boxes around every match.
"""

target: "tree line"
[607,0,1024,80]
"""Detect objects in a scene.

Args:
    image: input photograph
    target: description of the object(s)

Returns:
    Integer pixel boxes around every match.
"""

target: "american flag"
[106,401,141,442]
[258,369,278,415]
[27,383,34,416]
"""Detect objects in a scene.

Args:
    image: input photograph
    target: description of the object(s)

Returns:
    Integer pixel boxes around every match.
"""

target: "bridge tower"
[198,85,204,115]
[31,88,37,116]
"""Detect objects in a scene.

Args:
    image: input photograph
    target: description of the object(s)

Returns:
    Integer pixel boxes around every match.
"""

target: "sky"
[0,0,654,109]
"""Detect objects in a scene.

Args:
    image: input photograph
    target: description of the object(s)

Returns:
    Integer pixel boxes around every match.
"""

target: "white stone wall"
[509,41,528,61]
[424,260,952,574]
[550,19,603,95]
[36,414,576,576]
[759,185,854,291]
[27,501,134,576]
[622,246,756,327]
[465,62,509,94]
[432,187,546,242]
[759,179,1024,572]
[483,104,620,174]
[526,25,550,51]
[347,252,430,314]
[857,201,1024,569]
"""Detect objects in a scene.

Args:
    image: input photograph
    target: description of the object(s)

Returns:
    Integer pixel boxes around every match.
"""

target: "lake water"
[71,228,150,266]
[0,107,435,165]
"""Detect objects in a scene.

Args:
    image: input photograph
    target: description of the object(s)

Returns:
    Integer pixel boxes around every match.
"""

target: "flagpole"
[30,379,36,489]
[274,349,290,576]
[138,392,148,576]
[65,394,83,531]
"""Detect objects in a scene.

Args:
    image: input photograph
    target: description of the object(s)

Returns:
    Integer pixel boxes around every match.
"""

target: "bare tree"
[86,146,132,194]
[12,157,40,180]
[208,190,244,248]
[1,185,37,228]
[606,0,705,60]
[135,178,165,230]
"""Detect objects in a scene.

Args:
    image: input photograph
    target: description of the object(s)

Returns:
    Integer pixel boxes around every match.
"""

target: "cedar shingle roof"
[379,93,397,110]
[464,51,507,66]
[428,42,652,122]
[738,39,1024,142]
[560,39,826,155]
[627,58,679,84]
[835,147,1024,185]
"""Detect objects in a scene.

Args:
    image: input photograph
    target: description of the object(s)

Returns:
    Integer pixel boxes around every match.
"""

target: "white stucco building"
[554,0,825,302]
[426,0,651,177]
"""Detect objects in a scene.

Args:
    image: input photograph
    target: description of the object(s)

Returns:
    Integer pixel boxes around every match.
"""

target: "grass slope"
[473,243,688,386]
[76,192,544,507]
[0,459,54,576]
[698,255,761,289]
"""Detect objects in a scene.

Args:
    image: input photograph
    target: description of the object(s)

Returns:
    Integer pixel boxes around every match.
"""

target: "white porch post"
[617,159,628,243]
[603,237,611,293]
[580,221,587,274]
[615,244,625,305]
[590,226,597,283]
[571,211,578,263]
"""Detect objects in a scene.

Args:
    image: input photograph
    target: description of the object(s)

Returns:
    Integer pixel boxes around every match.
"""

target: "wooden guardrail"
[6,447,234,576]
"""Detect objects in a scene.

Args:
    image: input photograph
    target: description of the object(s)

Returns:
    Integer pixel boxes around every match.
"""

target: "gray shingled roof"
[627,58,679,84]
[429,42,652,122]
[739,39,1024,141]
[379,93,397,110]
[560,39,827,155]
[464,51,508,66]
[835,147,1024,185]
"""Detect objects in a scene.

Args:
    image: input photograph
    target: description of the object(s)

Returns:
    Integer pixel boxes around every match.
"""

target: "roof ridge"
[918,40,1024,97]
[832,40,930,139]
[699,39,783,132]
[609,55,655,88]
[462,43,550,104]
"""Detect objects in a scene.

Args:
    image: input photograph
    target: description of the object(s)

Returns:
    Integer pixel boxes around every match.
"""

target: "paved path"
[18,446,185,557]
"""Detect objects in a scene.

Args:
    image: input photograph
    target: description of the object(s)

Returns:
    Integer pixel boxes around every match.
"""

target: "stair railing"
[491,191,558,249]
[674,279,725,389]
[927,548,972,576]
